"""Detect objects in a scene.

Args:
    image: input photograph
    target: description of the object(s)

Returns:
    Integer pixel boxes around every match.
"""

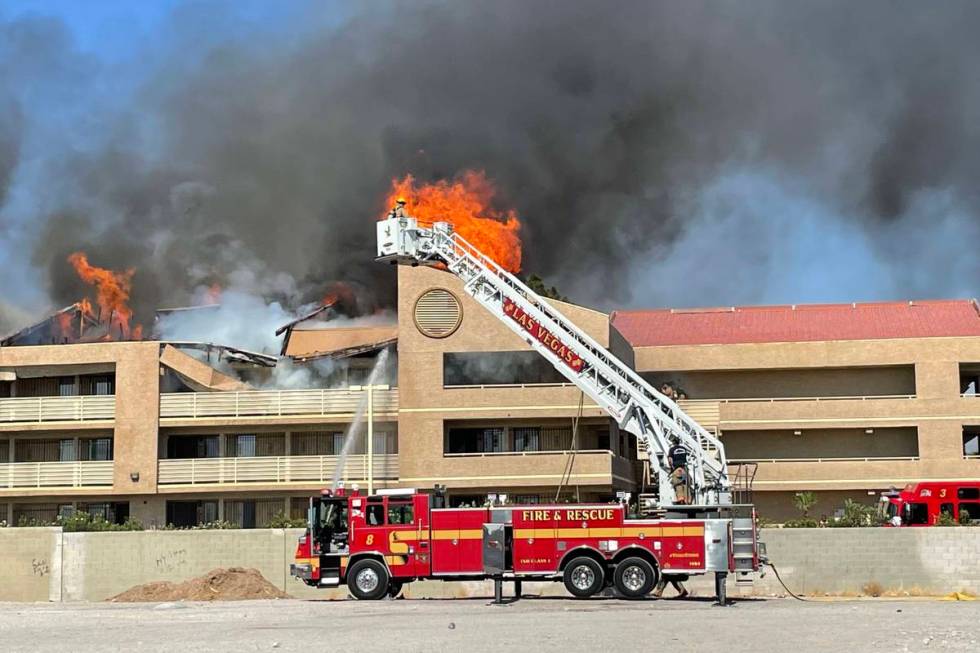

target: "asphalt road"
[0,596,976,653]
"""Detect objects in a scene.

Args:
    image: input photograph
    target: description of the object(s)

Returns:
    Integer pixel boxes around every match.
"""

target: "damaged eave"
[290,336,397,362]
[159,344,253,392]
[160,341,279,367]
[275,300,337,355]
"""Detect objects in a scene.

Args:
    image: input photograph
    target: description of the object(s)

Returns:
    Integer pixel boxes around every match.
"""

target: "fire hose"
[764,560,807,601]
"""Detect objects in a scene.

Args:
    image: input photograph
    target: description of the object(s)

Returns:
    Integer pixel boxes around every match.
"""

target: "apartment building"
[2,266,978,524]
[611,300,980,519]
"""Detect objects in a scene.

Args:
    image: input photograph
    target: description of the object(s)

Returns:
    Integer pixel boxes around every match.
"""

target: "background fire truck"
[879,481,980,526]
[290,210,765,601]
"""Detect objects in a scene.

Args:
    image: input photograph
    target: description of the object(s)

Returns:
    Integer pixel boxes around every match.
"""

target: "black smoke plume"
[2,0,980,334]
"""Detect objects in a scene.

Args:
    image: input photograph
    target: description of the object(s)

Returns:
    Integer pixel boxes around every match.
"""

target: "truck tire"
[347,559,389,600]
[563,556,605,598]
[613,557,656,599]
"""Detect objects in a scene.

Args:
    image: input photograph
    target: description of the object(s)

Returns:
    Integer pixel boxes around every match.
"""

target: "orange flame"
[67,252,142,340]
[384,170,522,273]
[53,312,73,342]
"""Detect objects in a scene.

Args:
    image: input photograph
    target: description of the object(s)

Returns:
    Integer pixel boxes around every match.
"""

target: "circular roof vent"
[414,288,463,338]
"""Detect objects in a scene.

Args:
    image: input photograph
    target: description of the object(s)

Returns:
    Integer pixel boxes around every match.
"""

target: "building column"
[915,361,960,399]
[7,437,14,464]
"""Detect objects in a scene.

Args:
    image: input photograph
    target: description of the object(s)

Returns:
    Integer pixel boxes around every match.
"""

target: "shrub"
[959,509,974,526]
[937,511,958,527]
[267,511,308,529]
[862,581,884,597]
[793,491,818,518]
[826,499,884,527]
[783,518,820,528]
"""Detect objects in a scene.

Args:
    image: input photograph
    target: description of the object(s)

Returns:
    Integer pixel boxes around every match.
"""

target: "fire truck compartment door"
[483,523,507,574]
[429,510,460,574]
[703,519,732,572]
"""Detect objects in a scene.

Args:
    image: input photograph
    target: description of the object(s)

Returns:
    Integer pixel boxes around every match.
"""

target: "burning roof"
[1,302,102,347]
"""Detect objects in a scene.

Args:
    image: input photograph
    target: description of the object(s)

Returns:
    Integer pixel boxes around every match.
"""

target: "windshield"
[319,498,348,532]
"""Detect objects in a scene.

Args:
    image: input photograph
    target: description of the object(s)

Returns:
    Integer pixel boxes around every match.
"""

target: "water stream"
[331,347,391,490]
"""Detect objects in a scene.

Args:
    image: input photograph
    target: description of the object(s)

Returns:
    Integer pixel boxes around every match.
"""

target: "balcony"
[157,454,399,486]
[159,388,398,420]
[678,395,916,432]
[0,396,115,424]
[0,460,114,489]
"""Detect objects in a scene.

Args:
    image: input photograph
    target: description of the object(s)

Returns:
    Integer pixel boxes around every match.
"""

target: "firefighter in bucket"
[667,435,691,505]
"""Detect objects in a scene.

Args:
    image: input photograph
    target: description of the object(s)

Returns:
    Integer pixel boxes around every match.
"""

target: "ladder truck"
[289,210,764,602]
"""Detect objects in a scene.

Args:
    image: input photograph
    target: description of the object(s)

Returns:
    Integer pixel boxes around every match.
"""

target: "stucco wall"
[2,527,978,602]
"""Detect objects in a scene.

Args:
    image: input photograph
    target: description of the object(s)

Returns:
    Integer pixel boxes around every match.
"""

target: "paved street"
[0,596,976,653]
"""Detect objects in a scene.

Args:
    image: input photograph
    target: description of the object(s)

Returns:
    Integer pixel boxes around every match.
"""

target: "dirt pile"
[109,567,289,602]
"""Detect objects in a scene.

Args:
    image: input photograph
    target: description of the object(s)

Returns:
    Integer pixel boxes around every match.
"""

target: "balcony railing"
[729,456,919,464]
[157,454,399,485]
[0,460,114,488]
[0,395,115,424]
[159,388,399,420]
[443,449,613,457]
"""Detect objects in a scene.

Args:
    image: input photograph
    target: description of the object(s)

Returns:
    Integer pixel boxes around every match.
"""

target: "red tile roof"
[611,300,980,347]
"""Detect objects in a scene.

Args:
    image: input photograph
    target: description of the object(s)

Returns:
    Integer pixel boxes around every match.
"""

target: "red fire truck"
[291,486,761,601]
[878,481,980,526]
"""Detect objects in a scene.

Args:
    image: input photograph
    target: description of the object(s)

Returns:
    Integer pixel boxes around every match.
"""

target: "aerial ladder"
[377,210,732,508]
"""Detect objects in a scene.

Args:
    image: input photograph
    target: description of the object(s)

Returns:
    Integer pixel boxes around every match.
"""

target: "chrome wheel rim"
[355,568,380,593]
[622,565,646,592]
[571,565,595,591]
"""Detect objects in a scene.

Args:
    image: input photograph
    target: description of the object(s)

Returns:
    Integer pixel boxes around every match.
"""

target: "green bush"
[783,518,820,528]
[793,491,817,518]
[826,499,884,527]
[267,511,308,528]
[959,510,974,526]
[15,512,143,531]
[937,511,958,527]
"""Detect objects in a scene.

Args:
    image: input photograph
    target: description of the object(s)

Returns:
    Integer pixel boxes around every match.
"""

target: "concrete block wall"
[1,527,978,602]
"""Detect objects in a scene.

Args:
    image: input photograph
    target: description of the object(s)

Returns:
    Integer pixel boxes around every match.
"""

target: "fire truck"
[878,481,980,526]
[290,209,765,601]
[291,485,758,601]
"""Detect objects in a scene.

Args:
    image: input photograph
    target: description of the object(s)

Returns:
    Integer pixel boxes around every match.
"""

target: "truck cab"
[879,481,980,526]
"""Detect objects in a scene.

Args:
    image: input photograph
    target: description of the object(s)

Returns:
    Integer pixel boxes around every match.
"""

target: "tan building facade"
[2,271,979,524]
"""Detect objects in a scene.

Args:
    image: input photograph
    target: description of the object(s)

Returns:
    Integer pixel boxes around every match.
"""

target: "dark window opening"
[958,502,980,521]
[365,503,385,526]
[166,435,219,459]
[963,427,980,457]
[80,438,112,461]
[905,502,929,525]
[79,502,129,525]
[444,351,565,386]
[958,487,980,500]
[387,501,414,525]
[165,500,218,528]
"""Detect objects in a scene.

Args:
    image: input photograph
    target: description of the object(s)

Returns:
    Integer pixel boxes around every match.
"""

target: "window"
[166,500,218,528]
[443,351,565,386]
[387,501,414,525]
[596,430,611,451]
[81,438,112,461]
[58,439,76,462]
[58,377,77,397]
[0,440,8,464]
[86,376,114,396]
[482,428,505,453]
[166,435,219,459]
[365,503,385,526]
[513,495,540,505]
[957,487,980,500]
[958,503,980,522]
[940,503,954,519]
[225,499,283,529]
[905,502,929,525]
[514,427,540,452]
[964,431,980,457]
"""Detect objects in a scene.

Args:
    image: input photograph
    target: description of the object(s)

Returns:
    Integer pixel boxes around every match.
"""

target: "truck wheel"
[613,557,656,599]
[563,557,604,598]
[347,559,389,600]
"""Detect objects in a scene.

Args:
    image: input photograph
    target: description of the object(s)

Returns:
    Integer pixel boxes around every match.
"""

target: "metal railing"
[159,388,399,419]
[729,456,919,464]
[0,460,114,488]
[157,454,399,485]
[443,449,613,457]
[0,395,115,424]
